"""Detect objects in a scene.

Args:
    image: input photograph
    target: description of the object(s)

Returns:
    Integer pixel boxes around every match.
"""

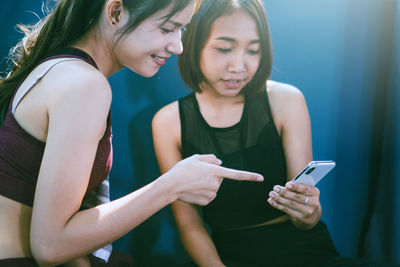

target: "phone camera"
[306,167,315,174]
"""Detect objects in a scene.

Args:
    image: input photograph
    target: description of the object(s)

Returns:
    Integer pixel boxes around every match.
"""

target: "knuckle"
[206,174,214,181]
[280,188,287,196]
[213,184,220,191]
[315,187,320,196]
[210,192,217,201]
[212,180,220,189]
[312,206,319,213]
[278,190,285,197]
[199,199,208,206]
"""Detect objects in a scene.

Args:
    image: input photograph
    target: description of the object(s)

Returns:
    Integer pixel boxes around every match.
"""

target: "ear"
[106,0,123,27]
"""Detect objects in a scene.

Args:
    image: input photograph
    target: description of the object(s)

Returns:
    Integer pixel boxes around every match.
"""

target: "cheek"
[249,55,261,76]
[200,53,217,75]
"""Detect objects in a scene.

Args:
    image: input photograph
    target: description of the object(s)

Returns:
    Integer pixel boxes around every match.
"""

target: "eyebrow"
[216,36,260,44]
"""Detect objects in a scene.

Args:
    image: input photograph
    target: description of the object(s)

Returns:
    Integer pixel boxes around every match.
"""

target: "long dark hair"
[178,0,272,96]
[0,0,199,125]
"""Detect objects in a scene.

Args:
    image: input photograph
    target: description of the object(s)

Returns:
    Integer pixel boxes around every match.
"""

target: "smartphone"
[292,161,336,186]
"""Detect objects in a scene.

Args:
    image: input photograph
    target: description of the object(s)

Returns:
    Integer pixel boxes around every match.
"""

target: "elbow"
[31,239,63,266]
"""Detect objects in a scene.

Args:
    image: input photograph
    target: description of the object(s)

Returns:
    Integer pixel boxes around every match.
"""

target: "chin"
[141,71,158,78]
[129,67,159,78]
[218,88,244,97]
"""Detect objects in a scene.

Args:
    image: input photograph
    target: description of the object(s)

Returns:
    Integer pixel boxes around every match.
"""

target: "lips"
[221,78,246,89]
[151,55,169,66]
[224,79,243,83]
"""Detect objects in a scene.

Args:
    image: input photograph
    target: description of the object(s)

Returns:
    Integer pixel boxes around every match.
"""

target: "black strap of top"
[43,47,98,69]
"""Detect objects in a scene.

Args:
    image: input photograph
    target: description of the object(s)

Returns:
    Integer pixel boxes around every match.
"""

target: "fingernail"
[273,186,280,192]
[287,183,293,189]
[257,176,264,182]
[217,159,222,165]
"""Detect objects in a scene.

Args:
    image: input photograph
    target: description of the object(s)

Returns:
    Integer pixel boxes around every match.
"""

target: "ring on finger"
[303,195,309,205]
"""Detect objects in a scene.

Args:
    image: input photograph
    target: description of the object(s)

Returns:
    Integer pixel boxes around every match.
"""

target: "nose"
[166,32,184,55]
[228,52,246,73]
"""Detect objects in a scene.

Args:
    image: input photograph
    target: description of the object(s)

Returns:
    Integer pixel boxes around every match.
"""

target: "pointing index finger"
[216,166,263,182]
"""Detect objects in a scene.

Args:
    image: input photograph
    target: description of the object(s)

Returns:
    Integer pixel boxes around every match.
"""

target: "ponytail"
[0,0,106,125]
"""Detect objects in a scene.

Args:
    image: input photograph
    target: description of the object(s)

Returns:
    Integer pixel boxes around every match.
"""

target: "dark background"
[1,0,398,266]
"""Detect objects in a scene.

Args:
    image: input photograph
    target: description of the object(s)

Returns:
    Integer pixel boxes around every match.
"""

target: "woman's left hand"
[267,181,321,229]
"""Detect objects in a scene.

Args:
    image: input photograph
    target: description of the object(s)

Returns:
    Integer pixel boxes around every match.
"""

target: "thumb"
[193,154,222,165]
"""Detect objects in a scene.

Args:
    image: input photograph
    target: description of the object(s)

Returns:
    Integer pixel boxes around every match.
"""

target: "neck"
[195,86,246,128]
[72,30,122,77]
[197,85,245,110]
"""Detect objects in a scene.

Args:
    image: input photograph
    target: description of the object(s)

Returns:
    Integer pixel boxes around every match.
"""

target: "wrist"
[291,207,321,230]
[155,172,179,204]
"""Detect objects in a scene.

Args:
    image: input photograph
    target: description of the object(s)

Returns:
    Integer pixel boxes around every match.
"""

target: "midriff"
[0,195,33,259]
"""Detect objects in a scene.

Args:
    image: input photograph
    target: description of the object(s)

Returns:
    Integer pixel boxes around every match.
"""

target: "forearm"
[179,228,225,267]
[31,174,176,265]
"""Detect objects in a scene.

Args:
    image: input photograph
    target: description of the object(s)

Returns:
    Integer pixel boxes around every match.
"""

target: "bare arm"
[266,82,321,229]
[30,66,262,266]
[152,102,225,267]
[29,68,179,266]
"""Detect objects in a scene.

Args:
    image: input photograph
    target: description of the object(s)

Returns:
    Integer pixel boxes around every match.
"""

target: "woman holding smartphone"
[152,0,393,266]
[0,0,266,266]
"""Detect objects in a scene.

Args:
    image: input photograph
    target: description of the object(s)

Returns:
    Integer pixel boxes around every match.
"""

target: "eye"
[161,28,174,34]
[216,48,231,53]
[248,49,260,55]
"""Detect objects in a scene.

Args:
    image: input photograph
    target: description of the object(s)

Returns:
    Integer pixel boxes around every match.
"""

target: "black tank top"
[179,90,287,230]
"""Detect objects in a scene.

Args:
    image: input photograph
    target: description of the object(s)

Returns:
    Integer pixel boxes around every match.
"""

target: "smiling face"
[113,1,196,77]
[199,11,261,97]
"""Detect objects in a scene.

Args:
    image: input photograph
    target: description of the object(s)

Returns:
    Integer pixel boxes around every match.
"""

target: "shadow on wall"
[359,0,399,262]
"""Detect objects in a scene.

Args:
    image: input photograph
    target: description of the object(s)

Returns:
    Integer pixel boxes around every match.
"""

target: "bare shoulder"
[43,60,112,140]
[152,101,180,129]
[266,80,307,113]
[266,80,305,106]
[266,81,309,131]
[43,60,111,113]
[50,60,110,100]
[152,101,181,142]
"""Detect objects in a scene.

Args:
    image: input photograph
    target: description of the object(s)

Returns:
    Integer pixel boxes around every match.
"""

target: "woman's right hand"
[164,154,263,206]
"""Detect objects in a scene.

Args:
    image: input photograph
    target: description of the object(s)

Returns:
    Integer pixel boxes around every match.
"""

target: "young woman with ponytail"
[0,0,265,266]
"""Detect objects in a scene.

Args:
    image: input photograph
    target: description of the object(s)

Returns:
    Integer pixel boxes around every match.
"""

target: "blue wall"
[1,0,398,266]
[263,0,397,259]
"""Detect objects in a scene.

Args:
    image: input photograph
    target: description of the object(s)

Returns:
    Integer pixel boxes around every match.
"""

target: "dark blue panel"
[1,0,398,265]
